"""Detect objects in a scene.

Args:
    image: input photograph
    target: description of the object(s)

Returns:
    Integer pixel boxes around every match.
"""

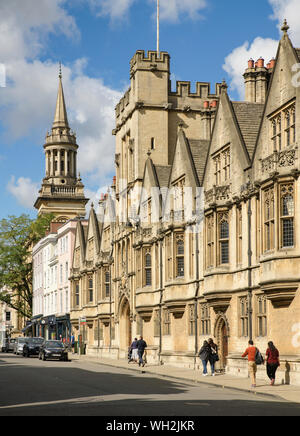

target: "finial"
[221,79,228,88]
[178,121,184,130]
[91,202,94,209]
[59,62,62,79]
[147,149,152,158]
[78,172,81,181]
[281,19,289,34]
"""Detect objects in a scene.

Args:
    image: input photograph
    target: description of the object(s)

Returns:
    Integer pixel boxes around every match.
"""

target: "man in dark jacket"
[137,336,147,367]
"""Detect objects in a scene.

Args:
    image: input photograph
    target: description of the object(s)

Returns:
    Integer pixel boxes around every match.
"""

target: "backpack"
[255,348,264,365]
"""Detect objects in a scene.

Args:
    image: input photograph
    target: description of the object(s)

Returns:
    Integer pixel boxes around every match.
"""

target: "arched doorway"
[214,314,229,371]
[119,297,131,351]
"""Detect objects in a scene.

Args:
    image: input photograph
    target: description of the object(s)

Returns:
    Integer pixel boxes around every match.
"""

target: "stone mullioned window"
[213,145,231,186]
[262,181,294,253]
[270,101,295,152]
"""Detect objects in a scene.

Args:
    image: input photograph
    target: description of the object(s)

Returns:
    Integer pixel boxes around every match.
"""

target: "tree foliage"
[0,213,54,319]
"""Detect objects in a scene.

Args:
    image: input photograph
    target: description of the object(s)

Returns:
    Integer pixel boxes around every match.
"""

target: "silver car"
[14,337,27,355]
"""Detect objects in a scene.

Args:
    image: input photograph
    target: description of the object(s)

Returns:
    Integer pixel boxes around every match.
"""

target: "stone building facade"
[69,22,300,384]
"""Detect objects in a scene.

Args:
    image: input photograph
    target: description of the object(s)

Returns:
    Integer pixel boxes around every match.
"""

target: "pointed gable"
[252,27,300,176]
[169,128,202,188]
[203,83,253,196]
[72,219,88,270]
[86,206,101,262]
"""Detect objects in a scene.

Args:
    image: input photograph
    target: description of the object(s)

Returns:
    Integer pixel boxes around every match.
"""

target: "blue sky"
[0,0,298,219]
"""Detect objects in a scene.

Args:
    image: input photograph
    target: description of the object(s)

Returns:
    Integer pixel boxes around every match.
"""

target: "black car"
[39,340,69,361]
[23,337,44,357]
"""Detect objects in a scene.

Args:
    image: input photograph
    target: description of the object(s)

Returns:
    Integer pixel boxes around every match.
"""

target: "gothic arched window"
[176,235,185,277]
[144,250,152,286]
[280,184,294,248]
[218,212,229,265]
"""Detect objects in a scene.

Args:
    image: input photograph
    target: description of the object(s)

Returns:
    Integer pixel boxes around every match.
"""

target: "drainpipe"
[158,235,164,365]
[247,197,253,342]
[109,235,114,351]
[194,221,200,369]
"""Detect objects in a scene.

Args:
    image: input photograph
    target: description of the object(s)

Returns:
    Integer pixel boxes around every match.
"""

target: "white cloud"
[0,0,79,62]
[7,176,40,209]
[154,0,207,23]
[223,37,278,99]
[223,0,300,99]
[87,0,207,22]
[0,0,122,204]
[85,184,111,217]
[87,0,137,20]
[269,0,300,45]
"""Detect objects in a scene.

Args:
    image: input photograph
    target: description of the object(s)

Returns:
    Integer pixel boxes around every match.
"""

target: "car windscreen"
[28,338,44,345]
[45,341,64,348]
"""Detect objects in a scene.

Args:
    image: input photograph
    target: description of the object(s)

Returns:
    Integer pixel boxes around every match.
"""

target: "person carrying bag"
[199,340,211,376]
[208,338,219,376]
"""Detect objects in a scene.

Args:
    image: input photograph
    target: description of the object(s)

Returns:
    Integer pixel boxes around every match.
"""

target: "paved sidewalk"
[70,353,300,405]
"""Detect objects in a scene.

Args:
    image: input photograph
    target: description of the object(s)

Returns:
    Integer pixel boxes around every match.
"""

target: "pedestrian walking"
[130,338,139,363]
[199,340,211,376]
[137,336,147,367]
[265,341,280,386]
[242,340,259,388]
[71,333,75,354]
[208,338,219,376]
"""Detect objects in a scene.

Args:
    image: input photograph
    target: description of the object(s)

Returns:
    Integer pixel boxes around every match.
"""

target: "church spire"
[53,64,69,129]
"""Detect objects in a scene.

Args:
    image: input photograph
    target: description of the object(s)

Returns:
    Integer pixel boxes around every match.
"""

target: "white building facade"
[32,220,78,340]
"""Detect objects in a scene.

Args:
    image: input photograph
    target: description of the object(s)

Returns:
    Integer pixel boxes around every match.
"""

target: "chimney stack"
[243,56,274,103]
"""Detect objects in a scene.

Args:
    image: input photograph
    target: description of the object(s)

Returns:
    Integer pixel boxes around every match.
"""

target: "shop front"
[56,314,71,342]
[40,315,57,339]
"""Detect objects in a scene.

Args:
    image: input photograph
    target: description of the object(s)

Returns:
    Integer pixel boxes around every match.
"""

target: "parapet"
[170,81,222,99]
[130,50,170,77]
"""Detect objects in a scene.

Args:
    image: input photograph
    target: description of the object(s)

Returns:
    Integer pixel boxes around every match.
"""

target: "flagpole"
[157,0,160,56]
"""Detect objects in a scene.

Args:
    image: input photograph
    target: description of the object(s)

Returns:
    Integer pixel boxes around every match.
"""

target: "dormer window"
[270,101,295,151]
[213,145,231,186]
[285,105,296,147]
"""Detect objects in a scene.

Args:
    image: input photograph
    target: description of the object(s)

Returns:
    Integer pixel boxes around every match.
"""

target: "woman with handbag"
[265,341,280,386]
[208,338,219,376]
[198,340,211,376]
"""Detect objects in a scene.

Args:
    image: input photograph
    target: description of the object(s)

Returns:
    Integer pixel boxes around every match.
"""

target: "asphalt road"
[1,352,300,418]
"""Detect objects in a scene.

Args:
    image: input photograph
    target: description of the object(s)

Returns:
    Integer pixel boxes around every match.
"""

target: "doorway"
[119,297,131,351]
[220,322,229,369]
[214,315,229,371]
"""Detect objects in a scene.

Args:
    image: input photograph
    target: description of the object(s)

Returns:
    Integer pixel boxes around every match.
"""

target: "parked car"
[23,337,44,357]
[4,338,16,353]
[39,340,69,361]
[13,337,27,355]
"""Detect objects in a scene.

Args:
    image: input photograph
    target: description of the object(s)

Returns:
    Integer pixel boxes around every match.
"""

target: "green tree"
[0,213,54,319]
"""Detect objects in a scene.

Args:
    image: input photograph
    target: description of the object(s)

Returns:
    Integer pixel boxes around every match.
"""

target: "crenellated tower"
[34,69,88,221]
[113,49,221,206]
